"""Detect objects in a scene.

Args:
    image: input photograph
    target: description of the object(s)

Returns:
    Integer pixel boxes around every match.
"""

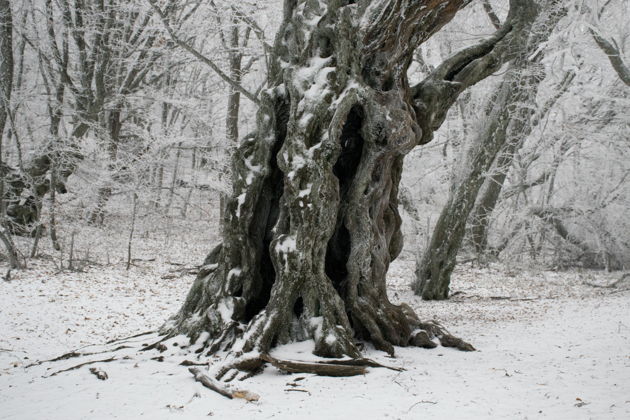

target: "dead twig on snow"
[49,357,117,377]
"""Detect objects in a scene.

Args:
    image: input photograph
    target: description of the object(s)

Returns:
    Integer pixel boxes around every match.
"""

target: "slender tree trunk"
[88,108,122,225]
[219,23,244,223]
[0,0,12,215]
[414,4,565,300]
[47,75,67,252]
[165,142,182,216]
[49,164,61,251]
[470,70,575,255]
[162,0,545,370]
[29,201,44,258]
[414,63,541,299]
[154,161,164,208]
[0,225,21,268]
[0,0,20,268]
[0,0,11,155]
[126,192,138,270]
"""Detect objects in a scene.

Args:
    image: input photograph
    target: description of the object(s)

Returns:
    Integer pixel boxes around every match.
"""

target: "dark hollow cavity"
[244,97,289,322]
[325,105,365,300]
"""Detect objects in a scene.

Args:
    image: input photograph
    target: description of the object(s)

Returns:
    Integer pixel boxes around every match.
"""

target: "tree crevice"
[326,105,365,304]
[243,97,290,322]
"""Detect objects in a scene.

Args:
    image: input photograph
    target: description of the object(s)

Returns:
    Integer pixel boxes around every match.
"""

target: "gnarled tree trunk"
[161,0,544,368]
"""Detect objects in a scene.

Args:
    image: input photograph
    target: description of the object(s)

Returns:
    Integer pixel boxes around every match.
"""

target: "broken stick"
[188,367,234,399]
[261,354,367,377]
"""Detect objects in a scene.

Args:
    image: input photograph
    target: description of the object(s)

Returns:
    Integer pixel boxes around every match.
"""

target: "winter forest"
[1,0,629,418]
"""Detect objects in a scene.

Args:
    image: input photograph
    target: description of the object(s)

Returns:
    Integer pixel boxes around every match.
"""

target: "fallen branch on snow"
[260,354,402,376]
[188,367,234,399]
[188,367,259,401]
[49,357,117,377]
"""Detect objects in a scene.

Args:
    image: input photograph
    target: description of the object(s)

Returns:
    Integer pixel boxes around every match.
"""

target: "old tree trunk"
[160,0,542,371]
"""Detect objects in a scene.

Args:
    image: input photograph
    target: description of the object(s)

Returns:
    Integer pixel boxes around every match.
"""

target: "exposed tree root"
[180,360,210,367]
[25,345,131,368]
[417,321,476,352]
[48,357,117,377]
[105,330,155,345]
[309,357,404,372]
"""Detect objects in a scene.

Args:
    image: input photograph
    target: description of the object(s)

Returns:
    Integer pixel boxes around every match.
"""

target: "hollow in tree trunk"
[160,0,547,371]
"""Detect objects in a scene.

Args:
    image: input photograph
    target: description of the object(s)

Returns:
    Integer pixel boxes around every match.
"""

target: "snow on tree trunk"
[162,0,548,363]
[414,1,566,300]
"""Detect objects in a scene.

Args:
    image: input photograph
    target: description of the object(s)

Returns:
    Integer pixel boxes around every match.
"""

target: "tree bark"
[162,0,545,367]
[0,0,21,268]
[469,70,575,255]
[0,0,11,149]
[414,1,565,300]
[220,15,246,222]
[589,9,630,87]
[87,107,122,225]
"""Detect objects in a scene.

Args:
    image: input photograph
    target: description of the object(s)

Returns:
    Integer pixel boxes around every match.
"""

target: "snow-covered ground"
[1,255,629,420]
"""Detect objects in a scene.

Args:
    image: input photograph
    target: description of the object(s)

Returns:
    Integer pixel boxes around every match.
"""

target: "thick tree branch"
[411,0,549,144]
[482,0,502,30]
[590,30,630,86]
[231,5,273,58]
[360,0,472,75]
[502,172,551,199]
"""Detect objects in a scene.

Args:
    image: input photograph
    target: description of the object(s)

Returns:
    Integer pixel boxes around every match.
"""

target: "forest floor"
[1,245,629,419]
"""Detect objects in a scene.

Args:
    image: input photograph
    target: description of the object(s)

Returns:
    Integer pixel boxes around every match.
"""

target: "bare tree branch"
[482,0,502,30]
[147,0,260,105]
[590,30,630,86]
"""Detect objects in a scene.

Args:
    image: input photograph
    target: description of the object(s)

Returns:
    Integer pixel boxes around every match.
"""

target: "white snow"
[275,235,297,254]
[324,333,337,345]
[294,56,333,96]
[1,257,629,419]
[308,316,324,340]
[244,156,262,185]
[298,184,312,197]
[216,299,235,322]
[236,193,247,218]
[227,267,242,281]
[274,235,297,267]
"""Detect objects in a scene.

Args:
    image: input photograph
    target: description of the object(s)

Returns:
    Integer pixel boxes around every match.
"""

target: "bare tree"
[414,2,566,300]
[588,0,630,86]
[468,70,574,258]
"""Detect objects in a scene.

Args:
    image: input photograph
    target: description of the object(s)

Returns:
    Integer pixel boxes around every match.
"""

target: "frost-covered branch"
[411,0,562,144]
[591,30,630,86]
[147,0,260,105]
